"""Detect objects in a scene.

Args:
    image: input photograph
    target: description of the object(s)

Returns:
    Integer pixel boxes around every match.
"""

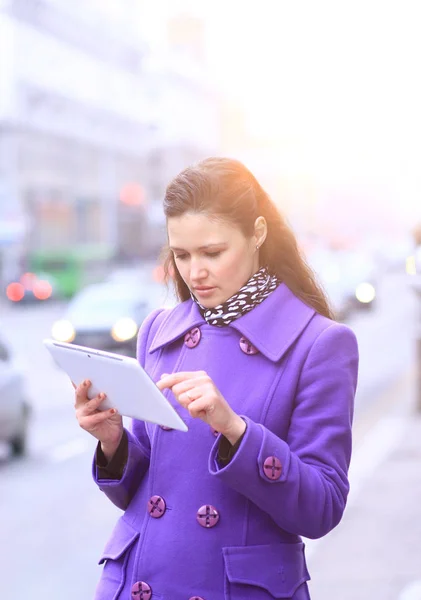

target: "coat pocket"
[95,518,139,600]
[223,542,310,599]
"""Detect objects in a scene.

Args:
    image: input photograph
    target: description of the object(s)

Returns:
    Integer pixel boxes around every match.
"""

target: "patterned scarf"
[191,266,280,327]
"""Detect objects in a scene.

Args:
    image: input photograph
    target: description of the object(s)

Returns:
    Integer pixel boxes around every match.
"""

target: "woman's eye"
[205,251,221,258]
[175,254,188,260]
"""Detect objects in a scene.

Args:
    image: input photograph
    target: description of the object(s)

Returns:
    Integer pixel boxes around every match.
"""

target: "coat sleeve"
[92,308,165,510]
[208,322,359,539]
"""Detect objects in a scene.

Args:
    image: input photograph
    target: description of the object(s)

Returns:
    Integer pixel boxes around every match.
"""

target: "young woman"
[75,157,359,600]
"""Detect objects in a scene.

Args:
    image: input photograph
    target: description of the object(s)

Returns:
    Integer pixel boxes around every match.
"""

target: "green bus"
[27,244,115,298]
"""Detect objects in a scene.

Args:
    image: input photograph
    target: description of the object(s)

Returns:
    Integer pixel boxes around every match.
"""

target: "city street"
[0,271,417,599]
[2,2,421,598]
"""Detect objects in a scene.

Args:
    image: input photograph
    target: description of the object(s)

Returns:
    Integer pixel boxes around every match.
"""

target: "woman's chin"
[198,296,223,309]
[194,287,224,307]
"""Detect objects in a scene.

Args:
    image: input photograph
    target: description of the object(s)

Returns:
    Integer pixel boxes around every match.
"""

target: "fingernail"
[110,408,117,415]
[160,373,168,379]
[84,380,89,387]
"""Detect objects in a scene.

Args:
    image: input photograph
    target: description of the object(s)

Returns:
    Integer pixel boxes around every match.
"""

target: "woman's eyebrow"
[170,243,226,251]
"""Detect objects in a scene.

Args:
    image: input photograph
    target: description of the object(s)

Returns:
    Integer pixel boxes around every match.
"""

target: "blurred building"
[0,0,220,286]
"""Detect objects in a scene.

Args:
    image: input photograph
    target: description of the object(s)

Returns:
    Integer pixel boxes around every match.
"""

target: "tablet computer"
[43,339,188,432]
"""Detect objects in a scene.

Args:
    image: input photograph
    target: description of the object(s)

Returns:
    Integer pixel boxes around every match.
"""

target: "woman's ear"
[254,216,267,249]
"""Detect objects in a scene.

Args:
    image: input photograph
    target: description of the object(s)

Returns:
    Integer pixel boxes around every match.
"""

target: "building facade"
[0,0,220,285]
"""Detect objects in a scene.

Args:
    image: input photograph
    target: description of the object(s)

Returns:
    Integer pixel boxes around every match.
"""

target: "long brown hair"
[162,157,334,320]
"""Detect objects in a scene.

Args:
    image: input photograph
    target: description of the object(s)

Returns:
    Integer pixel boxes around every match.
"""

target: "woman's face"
[167,212,262,308]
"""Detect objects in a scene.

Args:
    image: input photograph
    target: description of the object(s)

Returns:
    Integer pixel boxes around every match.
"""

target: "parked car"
[0,333,31,456]
[336,249,378,312]
[4,271,57,304]
[51,280,175,356]
[306,248,354,321]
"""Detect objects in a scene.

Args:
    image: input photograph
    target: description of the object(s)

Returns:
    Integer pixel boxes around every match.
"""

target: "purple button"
[210,427,219,437]
[263,456,282,480]
[184,327,201,348]
[160,425,173,431]
[147,495,166,518]
[196,504,219,528]
[239,336,259,355]
[189,597,206,600]
[131,581,152,599]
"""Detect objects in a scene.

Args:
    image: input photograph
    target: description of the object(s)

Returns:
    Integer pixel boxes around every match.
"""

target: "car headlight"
[52,320,75,342]
[355,283,376,304]
[111,318,138,342]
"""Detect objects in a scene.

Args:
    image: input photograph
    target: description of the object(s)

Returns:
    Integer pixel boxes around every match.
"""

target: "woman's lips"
[194,287,215,298]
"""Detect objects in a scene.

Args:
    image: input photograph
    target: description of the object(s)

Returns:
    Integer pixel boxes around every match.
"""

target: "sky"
[208,1,421,230]
[138,1,421,232]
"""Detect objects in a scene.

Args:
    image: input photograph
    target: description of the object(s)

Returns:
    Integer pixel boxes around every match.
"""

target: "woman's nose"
[190,259,207,281]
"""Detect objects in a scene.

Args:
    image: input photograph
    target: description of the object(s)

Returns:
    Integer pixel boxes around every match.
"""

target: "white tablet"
[43,339,188,432]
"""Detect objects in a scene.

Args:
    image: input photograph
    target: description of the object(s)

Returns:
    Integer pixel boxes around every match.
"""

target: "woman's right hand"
[74,379,123,460]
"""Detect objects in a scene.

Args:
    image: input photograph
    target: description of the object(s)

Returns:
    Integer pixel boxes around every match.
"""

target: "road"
[0,271,417,599]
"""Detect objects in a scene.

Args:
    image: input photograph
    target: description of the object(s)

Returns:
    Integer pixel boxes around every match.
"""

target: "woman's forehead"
[167,213,240,242]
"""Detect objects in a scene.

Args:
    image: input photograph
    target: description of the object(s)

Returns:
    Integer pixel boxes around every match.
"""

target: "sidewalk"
[306,365,421,600]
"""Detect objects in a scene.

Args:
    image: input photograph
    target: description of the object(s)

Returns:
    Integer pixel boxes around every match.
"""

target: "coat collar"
[148,283,316,362]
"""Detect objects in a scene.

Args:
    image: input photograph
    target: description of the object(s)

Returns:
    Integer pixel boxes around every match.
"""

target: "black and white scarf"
[191,266,280,327]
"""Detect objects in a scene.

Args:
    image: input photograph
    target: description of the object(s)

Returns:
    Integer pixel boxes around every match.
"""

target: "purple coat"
[93,283,358,600]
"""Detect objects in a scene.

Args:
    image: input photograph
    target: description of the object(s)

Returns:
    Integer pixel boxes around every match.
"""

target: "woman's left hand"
[157,371,246,445]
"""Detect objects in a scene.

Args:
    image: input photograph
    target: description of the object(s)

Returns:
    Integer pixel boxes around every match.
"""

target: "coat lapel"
[148,284,316,362]
[230,284,316,361]
[148,300,204,354]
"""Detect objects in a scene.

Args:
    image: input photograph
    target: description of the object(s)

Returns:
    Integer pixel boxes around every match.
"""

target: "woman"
[75,157,359,599]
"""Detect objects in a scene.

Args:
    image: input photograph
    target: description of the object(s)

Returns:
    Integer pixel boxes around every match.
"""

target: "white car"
[306,248,354,321]
[0,333,31,456]
[307,247,378,319]
[51,280,176,356]
[335,249,377,311]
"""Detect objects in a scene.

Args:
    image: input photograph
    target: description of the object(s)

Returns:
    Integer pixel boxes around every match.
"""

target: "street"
[0,271,417,600]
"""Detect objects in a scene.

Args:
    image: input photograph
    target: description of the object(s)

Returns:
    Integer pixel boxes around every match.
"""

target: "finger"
[81,392,108,415]
[171,379,199,397]
[79,407,118,429]
[74,379,91,407]
[157,371,206,390]
[157,372,195,390]
[187,397,213,419]
[178,389,201,408]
